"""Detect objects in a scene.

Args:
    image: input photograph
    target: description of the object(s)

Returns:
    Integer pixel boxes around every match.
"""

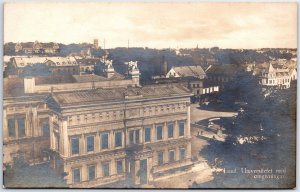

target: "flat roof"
[51,84,192,107]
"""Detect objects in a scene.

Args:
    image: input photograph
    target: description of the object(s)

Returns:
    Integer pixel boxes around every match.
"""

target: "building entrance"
[139,159,148,184]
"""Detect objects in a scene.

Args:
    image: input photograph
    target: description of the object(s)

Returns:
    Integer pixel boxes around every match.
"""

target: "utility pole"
[103,39,106,49]
[128,39,129,49]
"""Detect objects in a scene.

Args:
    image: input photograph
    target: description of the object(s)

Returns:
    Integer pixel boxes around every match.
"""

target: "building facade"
[47,84,193,187]
[3,77,51,167]
[253,63,294,89]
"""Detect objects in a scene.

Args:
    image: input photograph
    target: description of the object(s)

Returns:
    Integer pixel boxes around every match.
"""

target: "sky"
[4,2,298,49]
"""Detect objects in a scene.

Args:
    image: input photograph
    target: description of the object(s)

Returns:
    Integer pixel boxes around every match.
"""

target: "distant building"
[76,58,100,74]
[163,66,218,102]
[15,41,60,54]
[205,64,246,90]
[93,39,99,49]
[253,63,295,89]
[166,66,206,96]
[10,56,79,76]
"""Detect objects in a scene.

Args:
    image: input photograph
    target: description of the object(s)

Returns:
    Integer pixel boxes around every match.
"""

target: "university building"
[3,61,194,187]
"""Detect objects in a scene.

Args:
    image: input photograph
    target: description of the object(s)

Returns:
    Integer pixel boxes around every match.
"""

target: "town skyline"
[4,2,297,49]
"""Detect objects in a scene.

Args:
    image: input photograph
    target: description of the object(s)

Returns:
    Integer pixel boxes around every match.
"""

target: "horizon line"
[3,41,297,50]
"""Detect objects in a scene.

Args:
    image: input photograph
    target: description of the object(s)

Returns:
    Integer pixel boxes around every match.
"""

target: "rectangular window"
[156,125,163,140]
[157,151,164,165]
[115,132,122,147]
[169,150,175,162]
[179,122,185,136]
[144,127,151,142]
[8,119,16,137]
[116,160,123,174]
[129,130,134,145]
[179,148,186,160]
[42,122,50,137]
[88,165,96,181]
[102,162,110,177]
[17,118,26,137]
[101,133,109,150]
[168,123,174,138]
[129,129,140,144]
[71,137,80,155]
[86,135,94,152]
[73,168,81,183]
[135,130,140,144]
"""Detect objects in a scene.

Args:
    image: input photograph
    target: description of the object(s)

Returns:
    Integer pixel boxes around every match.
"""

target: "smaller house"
[253,63,293,89]
[164,66,218,102]
[205,64,246,90]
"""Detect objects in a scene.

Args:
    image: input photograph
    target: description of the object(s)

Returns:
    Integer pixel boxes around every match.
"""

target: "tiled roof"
[206,64,243,75]
[13,57,48,67]
[45,57,77,66]
[172,66,205,77]
[52,84,191,106]
[13,56,77,67]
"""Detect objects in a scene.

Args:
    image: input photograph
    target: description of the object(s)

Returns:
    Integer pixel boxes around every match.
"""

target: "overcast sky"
[4,2,297,49]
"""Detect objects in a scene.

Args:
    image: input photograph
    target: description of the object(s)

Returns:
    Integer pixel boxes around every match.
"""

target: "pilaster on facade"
[186,104,191,137]
[31,106,39,137]
[49,116,55,150]
[62,120,69,157]
[174,120,179,139]
[80,134,85,155]
[3,108,8,140]
[109,131,114,150]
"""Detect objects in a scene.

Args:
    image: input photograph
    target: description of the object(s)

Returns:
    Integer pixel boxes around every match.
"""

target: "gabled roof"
[13,56,77,67]
[13,57,48,67]
[45,57,77,66]
[171,66,206,77]
[206,64,243,76]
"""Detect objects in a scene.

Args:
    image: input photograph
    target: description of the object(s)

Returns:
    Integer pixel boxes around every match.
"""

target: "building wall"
[49,96,192,187]
[3,98,51,166]
[259,72,292,89]
[24,78,138,94]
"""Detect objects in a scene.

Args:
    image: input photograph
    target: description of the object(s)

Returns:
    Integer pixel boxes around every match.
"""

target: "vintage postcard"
[2,2,297,189]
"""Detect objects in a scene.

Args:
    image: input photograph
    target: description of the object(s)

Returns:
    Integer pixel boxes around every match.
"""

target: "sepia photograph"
[2,2,297,189]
